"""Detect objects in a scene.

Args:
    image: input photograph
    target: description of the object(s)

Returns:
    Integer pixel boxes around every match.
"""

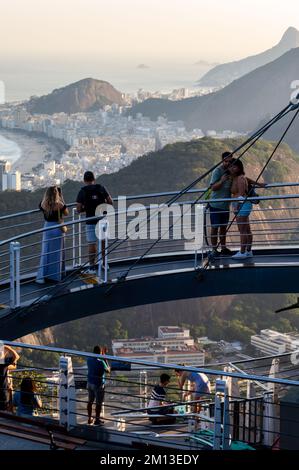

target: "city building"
[0,160,21,191]
[0,97,243,191]
[251,329,299,355]
[112,326,205,367]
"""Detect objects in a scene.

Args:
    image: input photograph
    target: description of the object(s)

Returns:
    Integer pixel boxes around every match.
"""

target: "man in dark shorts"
[0,344,19,411]
[86,345,110,425]
[209,151,234,256]
[76,171,113,273]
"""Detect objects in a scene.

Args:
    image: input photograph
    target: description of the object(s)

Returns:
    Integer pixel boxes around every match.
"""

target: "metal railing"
[1,340,299,450]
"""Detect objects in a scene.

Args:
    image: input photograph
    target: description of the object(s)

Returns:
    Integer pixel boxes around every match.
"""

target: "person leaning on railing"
[175,367,211,414]
[230,160,266,260]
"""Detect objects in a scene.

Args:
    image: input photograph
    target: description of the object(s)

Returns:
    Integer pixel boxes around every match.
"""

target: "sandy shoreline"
[0,128,65,174]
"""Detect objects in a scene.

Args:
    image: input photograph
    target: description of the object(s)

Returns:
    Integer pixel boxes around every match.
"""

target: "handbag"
[58,207,68,233]
[247,183,260,204]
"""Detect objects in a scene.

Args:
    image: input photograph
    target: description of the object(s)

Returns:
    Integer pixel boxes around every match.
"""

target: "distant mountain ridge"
[129,47,299,145]
[198,27,299,87]
[27,78,125,115]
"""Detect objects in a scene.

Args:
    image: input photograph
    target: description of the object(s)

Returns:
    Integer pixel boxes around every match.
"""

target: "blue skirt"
[36,221,66,282]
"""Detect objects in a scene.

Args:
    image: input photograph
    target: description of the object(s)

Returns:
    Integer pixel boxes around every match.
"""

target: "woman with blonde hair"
[36,186,68,284]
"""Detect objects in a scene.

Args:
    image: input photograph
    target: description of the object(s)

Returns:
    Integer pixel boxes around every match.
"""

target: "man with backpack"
[76,171,113,273]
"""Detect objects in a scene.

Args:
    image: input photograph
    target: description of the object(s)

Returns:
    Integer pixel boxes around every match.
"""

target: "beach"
[0,128,65,174]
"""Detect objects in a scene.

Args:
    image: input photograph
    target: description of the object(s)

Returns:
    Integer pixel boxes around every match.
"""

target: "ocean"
[0,61,211,164]
[0,133,21,165]
[1,59,210,102]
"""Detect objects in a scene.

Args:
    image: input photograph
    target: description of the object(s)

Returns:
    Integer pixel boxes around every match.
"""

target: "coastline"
[0,127,69,174]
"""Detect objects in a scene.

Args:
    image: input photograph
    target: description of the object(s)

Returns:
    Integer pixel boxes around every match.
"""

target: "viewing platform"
[1,183,299,339]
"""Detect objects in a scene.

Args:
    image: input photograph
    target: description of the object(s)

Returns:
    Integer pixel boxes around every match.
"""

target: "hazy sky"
[1,0,299,64]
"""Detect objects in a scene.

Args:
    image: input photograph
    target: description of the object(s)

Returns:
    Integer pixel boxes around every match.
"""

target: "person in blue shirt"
[87,345,110,425]
[13,377,42,417]
[175,368,211,413]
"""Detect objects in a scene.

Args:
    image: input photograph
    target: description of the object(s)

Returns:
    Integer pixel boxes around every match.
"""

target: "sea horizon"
[0,60,211,102]
[0,132,21,165]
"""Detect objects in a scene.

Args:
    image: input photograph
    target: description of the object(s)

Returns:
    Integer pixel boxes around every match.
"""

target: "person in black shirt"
[76,171,113,273]
[0,345,19,411]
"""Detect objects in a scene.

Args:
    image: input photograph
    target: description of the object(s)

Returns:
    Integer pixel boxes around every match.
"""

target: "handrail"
[1,190,299,247]
[2,340,299,387]
[1,181,299,223]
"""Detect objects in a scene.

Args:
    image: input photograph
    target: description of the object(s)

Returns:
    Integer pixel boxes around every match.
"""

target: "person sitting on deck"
[175,368,211,414]
[147,373,176,425]
[13,377,42,417]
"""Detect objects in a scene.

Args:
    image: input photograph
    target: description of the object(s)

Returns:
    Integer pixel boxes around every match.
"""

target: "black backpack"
[82,184,107,211]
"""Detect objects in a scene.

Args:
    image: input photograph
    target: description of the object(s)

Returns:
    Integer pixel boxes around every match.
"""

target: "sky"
[1,0,298,64]
[0,0,299,100]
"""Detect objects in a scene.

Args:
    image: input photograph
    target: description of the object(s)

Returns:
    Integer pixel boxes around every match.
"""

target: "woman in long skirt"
[36,186,68,284]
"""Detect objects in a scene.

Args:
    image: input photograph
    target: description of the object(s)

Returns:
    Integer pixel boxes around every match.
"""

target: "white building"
[251,329,299,355]
[0,160,21,191]
[112,326,205,367]
[158,326,191,340]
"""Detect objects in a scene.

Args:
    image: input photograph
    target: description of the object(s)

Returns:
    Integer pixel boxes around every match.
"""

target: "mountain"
[129,47,299,138]
[260,113,299,154]
[27,78,125,115]
[194,60,219,67]
[198,27,299,87]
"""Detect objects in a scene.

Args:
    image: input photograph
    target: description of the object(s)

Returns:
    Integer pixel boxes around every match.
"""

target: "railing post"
[72,208,82,267]
[213,379,230,450]
[72,208,76,268]
[262,392,278,447]
[139,370,148,409]
[222,380,231,450]
[59,356,76,430]
[184,204,204,268]
[97,218,109,283]
[9,241,20,308]
[78,213,82,265]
